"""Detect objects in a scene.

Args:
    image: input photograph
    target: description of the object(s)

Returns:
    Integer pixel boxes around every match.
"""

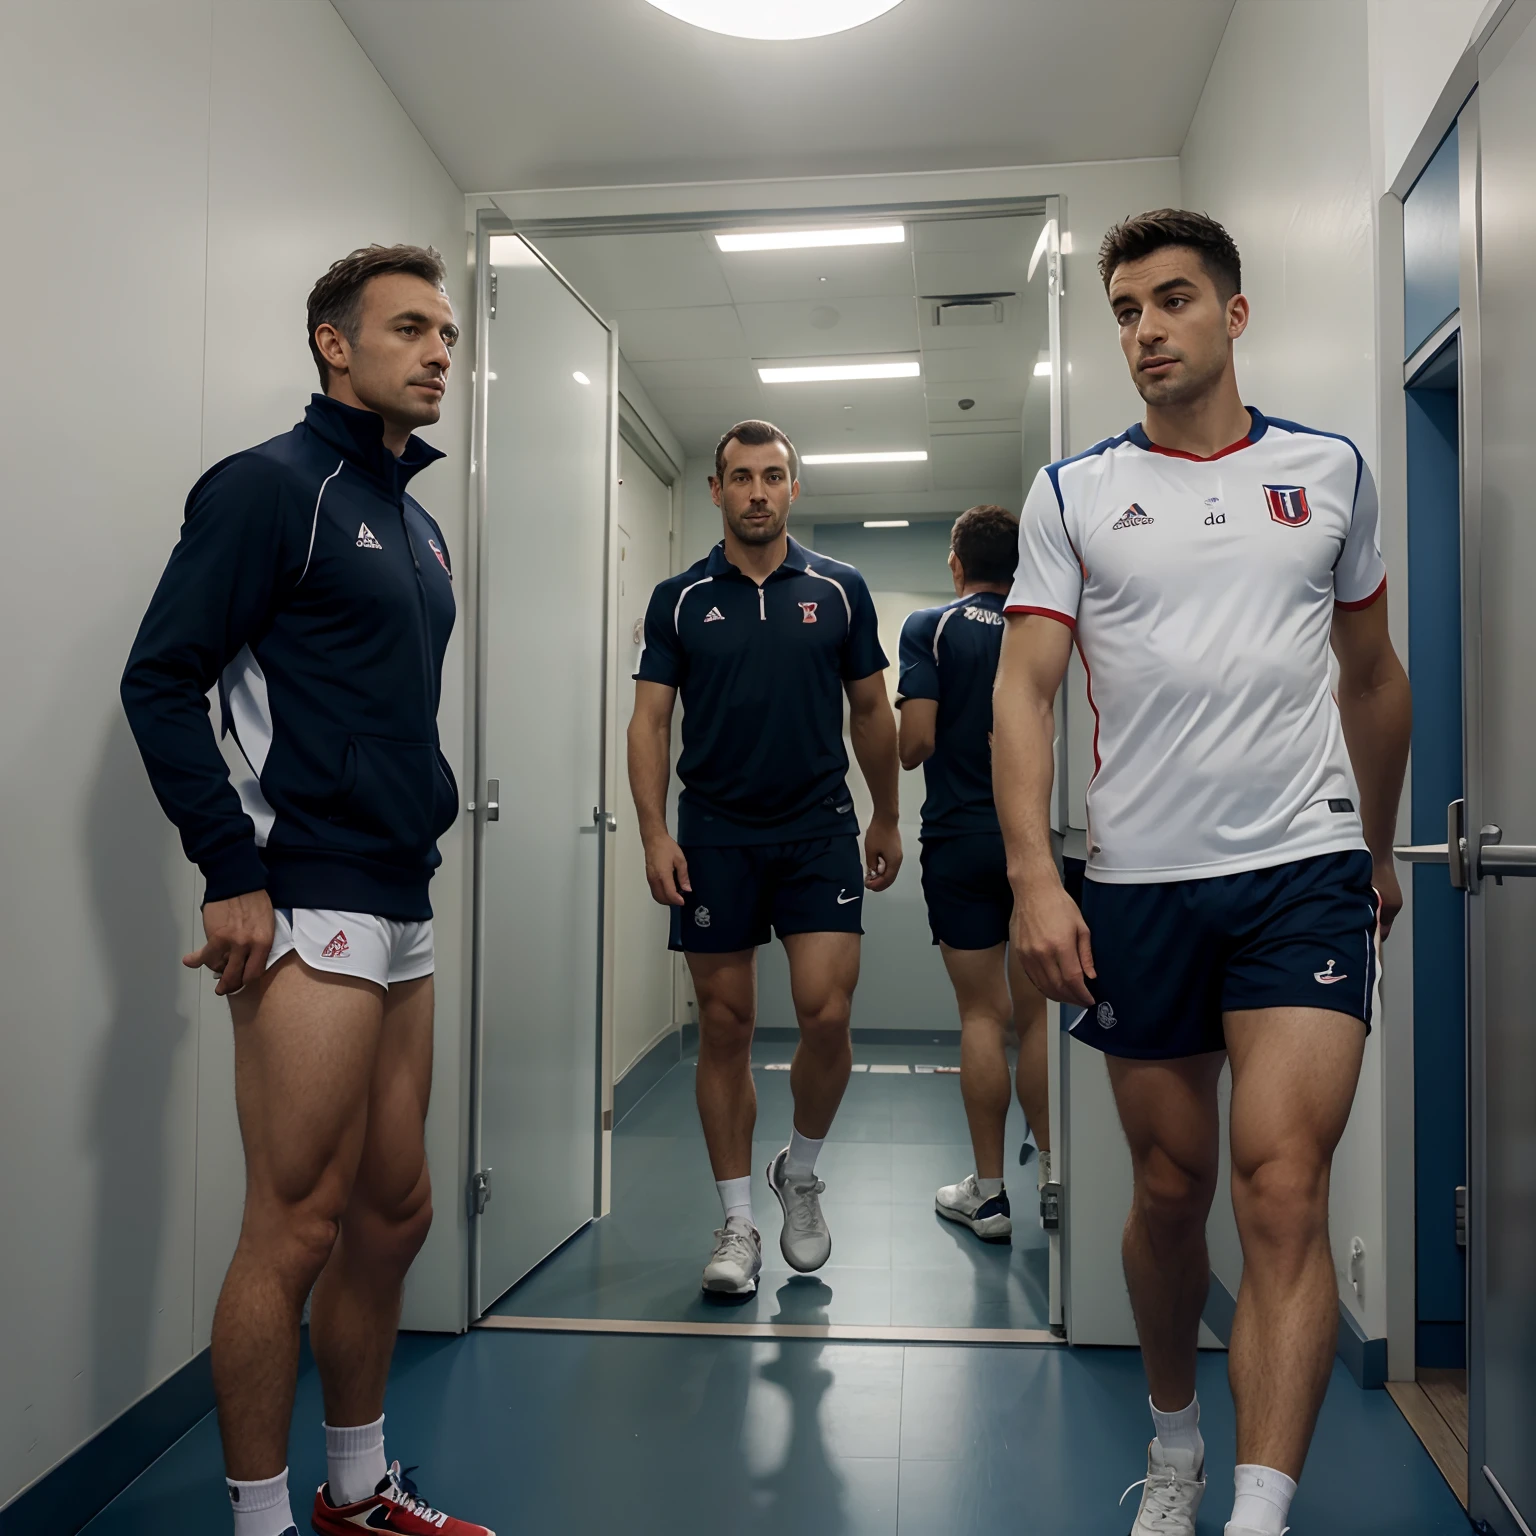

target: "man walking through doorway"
[122,246,492,1536]
[896,504,1051,1243]
[628,420,903,1299]
[993,210,1410,1536]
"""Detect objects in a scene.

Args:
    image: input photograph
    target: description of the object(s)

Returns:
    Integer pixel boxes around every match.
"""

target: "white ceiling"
[529,213,1052,520]
[330,0,1236,193]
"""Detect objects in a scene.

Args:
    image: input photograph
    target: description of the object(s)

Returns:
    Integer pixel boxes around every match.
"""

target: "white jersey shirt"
[1006,409,1386,884]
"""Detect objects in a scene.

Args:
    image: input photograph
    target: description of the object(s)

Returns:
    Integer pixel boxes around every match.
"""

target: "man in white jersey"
[993,210,1411,1536]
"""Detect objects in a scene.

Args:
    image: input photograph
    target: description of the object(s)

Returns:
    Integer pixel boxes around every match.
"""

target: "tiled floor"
[488,1045,1049,1329]
[84,1331,1470,1535]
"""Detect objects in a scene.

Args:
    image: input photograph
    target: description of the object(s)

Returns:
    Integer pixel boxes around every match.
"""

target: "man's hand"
[185,889,275,997]
[864,817,903,892]
[1373,857,1403,942]
[1012,875,1096,1007]
[643,833,691,907]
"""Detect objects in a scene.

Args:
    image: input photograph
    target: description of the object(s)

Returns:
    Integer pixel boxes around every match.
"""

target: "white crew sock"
[227,1469,294,1536]
[1150,1394,1204,1463]
[1230,1463,1296,1534]
[783,1128,824,1180]
[324,1415,388,1507]
[976,1176,1005,1200]
[716,1175,753,1226]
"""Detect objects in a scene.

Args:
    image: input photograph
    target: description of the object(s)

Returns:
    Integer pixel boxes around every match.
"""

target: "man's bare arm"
[846,670,904,891]
[897,697,937,770]
[626,680,690,906]
[993,614,1094,1005]
[1331,596,1412,937]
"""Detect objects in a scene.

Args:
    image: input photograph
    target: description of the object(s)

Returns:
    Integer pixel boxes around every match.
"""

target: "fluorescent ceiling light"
[572,371,592,385]
[644,0,905,41]
[864,519,911,528]
[803,451,928,465]
[1033,360,1053,377]
[488,234,542,268]
[716,225,905,253]
[759,361,920,384]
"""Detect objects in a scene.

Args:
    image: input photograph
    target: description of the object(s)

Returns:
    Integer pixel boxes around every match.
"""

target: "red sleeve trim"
[1005,605,1077,629]
[1335,575,1387,612]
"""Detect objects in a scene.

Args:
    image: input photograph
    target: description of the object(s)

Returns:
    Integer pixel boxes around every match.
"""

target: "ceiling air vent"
[929,292,1012,327]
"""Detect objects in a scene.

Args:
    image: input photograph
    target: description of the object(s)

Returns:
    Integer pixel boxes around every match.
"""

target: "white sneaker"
[1120,1441,1206,1534]
[1225,1527,1288,1536]
[935,1174,1013,1241]
[767,1149,832,1272]
[701,1216,761,1295]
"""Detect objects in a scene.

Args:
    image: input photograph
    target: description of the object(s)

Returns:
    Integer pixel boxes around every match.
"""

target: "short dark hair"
[950,504,1019,585]
[306,243,448,387]
[1097,209,1242,301]
[713,420,799,481]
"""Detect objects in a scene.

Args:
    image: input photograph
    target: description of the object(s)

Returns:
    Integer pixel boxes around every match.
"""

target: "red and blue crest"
[1263,484,1312,527]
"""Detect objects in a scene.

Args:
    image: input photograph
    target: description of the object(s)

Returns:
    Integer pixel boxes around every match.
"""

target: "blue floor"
[83,1331,1469,1534]
[489,1046,1048,1329]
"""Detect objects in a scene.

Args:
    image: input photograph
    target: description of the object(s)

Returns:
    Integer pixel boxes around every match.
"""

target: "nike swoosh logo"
[836,891,860,905]
[1314,972,1348,984]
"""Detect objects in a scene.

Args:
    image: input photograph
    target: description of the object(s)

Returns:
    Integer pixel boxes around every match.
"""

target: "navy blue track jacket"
[122,394,458,921]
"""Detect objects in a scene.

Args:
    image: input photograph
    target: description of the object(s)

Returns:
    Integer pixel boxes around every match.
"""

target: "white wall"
[1181,0,1392,1342]
[0,0,468,1508]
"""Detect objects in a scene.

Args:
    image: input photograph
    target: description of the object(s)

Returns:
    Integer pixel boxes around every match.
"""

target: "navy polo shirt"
[636,537,887,846]
[897,591,1006,839]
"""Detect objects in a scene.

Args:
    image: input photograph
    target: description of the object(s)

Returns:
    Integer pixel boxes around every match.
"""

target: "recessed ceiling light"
[573,371,592,385]
[864,520,911,528]
[803,451,928,465]
[644,0,905,42]
[1033,361,1053,378]
[717,225,905,253]
[759,360,920,384]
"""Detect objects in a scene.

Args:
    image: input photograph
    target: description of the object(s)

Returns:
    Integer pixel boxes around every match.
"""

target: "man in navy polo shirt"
[896,504,1050,1245]
[628,419,902,1297]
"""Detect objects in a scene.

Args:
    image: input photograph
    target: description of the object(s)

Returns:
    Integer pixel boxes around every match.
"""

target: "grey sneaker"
[767,1148,832,1272]
[935,1174,1013,1242]
[701,1216,761,1295]
[1120,1442,1205,1534]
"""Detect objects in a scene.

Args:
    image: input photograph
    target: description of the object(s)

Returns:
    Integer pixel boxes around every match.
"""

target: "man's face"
[325,272,459,429]
[711,438,798,545]
[1107,246,1247,408]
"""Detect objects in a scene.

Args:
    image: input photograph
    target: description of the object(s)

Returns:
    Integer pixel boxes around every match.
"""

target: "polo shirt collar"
[704,534,811,579]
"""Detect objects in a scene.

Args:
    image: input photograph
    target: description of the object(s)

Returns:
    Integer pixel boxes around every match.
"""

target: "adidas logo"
[703,606,725,623]
[356,522,383,549]
[321,930,350,959]
[1111,503,1154,530]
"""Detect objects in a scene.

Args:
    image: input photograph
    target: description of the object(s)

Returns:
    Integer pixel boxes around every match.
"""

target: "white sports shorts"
[268,907,434,989]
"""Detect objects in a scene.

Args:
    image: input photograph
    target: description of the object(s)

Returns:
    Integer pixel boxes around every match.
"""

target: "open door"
[470,231,615,1315]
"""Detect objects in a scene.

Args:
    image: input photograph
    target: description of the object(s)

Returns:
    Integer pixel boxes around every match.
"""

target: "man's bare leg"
[1008,943,1051,1155]
[310,975,435,1431]
[1225,1007,1365,1479]
[213,956,384,1480]
[780,931,860,1138]
[688,949,758,1180]
[1107,1051,1225,1413]
[941,943,1013,1179]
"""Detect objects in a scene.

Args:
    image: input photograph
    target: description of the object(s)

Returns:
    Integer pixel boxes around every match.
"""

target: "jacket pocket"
[433,750,460,839]
[339,735,441,859]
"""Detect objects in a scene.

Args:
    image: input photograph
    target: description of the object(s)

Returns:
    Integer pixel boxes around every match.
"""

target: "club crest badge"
[799,602,818,623]
[1264,484,1312,527]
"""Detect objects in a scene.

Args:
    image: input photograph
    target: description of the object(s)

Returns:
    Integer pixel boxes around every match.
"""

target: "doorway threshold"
[474,1314,1062,1346]
[1386,1369,1468,1508]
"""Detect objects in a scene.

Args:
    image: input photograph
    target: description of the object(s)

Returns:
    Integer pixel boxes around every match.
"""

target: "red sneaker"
[311,1461,495,1535]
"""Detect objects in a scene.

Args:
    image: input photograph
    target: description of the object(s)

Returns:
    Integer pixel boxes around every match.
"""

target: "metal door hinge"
[469,1168,493,1216]
[1040,1181,1062,1232]
[488,269,497,319]
[1455,1185,1468,1249]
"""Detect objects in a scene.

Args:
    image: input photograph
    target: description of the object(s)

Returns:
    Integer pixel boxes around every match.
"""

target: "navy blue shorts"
[1068,850,1380,1059]
[920,832,1012,950]
[669,836,865,953]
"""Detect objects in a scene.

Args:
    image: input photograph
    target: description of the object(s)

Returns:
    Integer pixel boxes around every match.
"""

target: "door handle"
[483,779,500,822]
[1393,798,1468,889]
[580,806,618,834]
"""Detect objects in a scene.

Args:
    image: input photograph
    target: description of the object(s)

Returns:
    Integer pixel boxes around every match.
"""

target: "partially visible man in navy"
[627,420,903,1298]
[121,245,493,1536]
[896,505,1051,1245]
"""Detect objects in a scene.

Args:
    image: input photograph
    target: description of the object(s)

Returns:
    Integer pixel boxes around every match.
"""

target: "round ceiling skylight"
[643,0,906,42]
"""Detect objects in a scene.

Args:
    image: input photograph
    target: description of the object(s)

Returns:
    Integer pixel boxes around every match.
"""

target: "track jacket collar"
[302,393,446,493]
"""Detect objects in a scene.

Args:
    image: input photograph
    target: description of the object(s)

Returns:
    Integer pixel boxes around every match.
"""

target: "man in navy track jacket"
[121,245,492,1536]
